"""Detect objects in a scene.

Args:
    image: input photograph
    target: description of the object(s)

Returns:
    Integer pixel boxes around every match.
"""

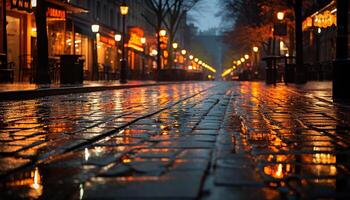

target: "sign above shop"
[10,0,32,12]
[128,27,144,52]
[303,10,337,30]
[99,35,116,46]
[46,7,66,19]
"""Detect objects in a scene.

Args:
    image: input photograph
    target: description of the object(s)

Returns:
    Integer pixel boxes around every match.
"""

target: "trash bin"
[60,55,84,84]
[285,64,295,83]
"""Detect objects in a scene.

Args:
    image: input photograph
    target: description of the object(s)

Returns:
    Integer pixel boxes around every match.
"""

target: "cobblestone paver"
[1,81,350,199]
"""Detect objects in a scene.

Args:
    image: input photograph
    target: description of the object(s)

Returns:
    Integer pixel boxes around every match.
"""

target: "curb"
[0,82,186,101]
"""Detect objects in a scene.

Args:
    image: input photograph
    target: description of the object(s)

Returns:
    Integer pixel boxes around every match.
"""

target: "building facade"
[0,0,163,83]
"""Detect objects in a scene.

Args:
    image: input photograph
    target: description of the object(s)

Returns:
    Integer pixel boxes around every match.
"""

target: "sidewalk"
[1,81,350,199]
[0,80,182,101]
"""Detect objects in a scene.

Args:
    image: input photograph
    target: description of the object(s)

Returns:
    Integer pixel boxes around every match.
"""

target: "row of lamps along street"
[91,2,215,82]
[91,2,129,83]
[222,46,260,78]
[171,41,216,75]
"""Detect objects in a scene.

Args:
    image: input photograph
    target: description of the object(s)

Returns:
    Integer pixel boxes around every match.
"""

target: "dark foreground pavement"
[0,81,350,199]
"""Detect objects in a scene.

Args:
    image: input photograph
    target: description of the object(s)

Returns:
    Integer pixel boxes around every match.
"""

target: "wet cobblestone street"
[1,81,350,199]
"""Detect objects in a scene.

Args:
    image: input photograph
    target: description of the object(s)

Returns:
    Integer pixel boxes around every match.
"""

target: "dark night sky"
[188,0,221,31]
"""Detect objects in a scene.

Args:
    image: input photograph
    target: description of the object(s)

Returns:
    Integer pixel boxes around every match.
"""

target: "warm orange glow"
[244,54,250,60]
[141,37,146,44]
[159,29,167,37]
[120,3,129,15]
[194,58,199,62]
[222,68,233,77]
[172,42,178,49]
[241,58,245,62]
[277,12,285,21]
[253,46,259,52]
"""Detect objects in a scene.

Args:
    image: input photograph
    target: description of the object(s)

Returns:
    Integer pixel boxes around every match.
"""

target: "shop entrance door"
[6,15,20,81]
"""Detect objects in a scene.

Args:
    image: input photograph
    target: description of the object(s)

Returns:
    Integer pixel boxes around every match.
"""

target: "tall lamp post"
[119,2,129,84]
[253,46,259,78]
[91,24,99,81]
[141,37,146,80]
[172,42,178,69]
[115,33,121,80]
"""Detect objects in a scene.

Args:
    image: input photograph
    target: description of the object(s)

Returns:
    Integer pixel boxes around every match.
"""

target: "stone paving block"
[214,167,264,186]
[84,171,204,199]
[155,141,215,149]
[0,157,31,175]
[171,158,209,171]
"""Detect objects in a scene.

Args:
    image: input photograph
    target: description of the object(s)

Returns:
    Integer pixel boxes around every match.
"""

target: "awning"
[46,0,88,14]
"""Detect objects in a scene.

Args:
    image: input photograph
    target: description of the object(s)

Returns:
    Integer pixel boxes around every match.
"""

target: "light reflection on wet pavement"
[1,81,350,199]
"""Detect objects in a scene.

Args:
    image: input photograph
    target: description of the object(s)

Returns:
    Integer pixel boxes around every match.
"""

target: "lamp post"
[141,37,146,80]
[181,50,187,70]
[172,42,178,69]
[119,2,129,84]
[253,46,259,77]
[91,24,99,81]
[115,33,121,80]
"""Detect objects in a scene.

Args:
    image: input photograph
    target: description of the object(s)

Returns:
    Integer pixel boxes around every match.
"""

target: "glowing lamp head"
[141,37,146,44]
[172,42,178,49]
[237,60,242,65]
[31,0,37,8]
[159,29,167,37]
[189,55,194,60]
[115,34,122,42]
[244,54,249,60]
[194,58,199,62]
[120,2,129,16]
[198,60,203,65]
[277,12,285,21]
[181,49,187,55]
[151,49,158,56]
[188,65,193,70]
[253,46,259,52]
[241,58,245,62]
[91,24,100,33]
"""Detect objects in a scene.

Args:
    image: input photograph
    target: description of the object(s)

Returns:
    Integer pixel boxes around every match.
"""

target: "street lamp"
[115,33,121,42]
[189,55,194,60]
[241,58,245,63]
[31,0,37,8]
[141,37,146,79]
[194,58,199,63]
[253,46,259,53]
[172,42,178,49]
[181,49,187,55]
[159,29,167,37]
[277,11,285,21]
[244,54,249,60]
[91,24,100,80]
[141,37,146,45]
[119,2,129,84]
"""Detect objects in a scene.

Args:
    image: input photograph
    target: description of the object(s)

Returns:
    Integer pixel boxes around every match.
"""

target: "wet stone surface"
[0,81,350,199]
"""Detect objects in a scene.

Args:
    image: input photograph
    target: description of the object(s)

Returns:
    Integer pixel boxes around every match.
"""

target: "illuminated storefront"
[127,26,145,79]
[302,1,340,80]
[0,0,88,82]
[97,33,118,80]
